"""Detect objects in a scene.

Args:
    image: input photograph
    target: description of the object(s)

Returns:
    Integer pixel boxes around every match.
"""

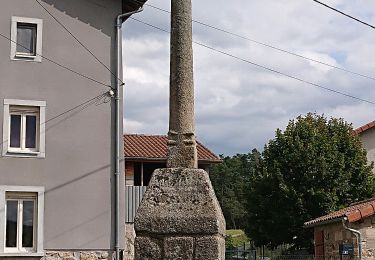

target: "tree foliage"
[245,113,375,249]
[210,150,262,230]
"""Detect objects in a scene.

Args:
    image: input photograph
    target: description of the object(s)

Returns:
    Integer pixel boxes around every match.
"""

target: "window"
[2,100,46,158]
[5,193,37,253]
[16,23,37,56]
[0,186,44,256]
[9,106,39,153]
[11,17,43,62]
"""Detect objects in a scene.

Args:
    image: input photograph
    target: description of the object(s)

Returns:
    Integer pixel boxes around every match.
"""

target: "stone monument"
[133,0,226,259]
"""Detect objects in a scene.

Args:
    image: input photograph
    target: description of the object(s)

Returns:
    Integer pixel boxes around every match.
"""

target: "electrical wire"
[44,92,109,124]
[0,32,111,88]
[0,91,110,147]
[312,0,375,29]
[34,0,124,85]
[129,17,375,106]
[140,2,375,82]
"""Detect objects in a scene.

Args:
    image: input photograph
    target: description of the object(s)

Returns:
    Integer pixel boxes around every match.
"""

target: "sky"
[122,0,375,156]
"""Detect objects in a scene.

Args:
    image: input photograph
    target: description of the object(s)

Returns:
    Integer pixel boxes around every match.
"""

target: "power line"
[0,91,110,146]
[129,17,375,106]
[0,32,111,88]
[312,0,375,29]
[34,0,124,85]
[45,92,109,124]
[139,2,375,82]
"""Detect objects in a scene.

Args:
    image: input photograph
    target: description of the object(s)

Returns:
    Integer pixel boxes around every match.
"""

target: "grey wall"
[360,129,375,172]
[0,0,124,250]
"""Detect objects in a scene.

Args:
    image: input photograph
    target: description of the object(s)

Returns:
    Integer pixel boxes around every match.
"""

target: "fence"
[275,256,314,260]
[125,185,147,223]
[225,249,256,260]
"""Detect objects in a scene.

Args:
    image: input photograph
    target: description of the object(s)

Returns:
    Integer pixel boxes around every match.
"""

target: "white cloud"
[123,0,375,155]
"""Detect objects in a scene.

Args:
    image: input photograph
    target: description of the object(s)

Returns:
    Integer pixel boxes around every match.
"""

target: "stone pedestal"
[134,168,225,260]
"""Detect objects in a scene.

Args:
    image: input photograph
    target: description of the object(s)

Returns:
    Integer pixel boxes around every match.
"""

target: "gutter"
[114,7,143,260]
[342,217,362,260]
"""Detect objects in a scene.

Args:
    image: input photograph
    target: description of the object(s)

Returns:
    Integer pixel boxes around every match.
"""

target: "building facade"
[0,0,145,259]
[355,121,375,171]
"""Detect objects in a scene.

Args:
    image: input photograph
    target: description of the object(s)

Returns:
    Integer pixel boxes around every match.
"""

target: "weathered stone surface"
[62,257,76,260]
[124,223,136,260]
[167,0,197,169]
[43,251,112,260]
[195,235,226,260]
[100,251,109,259]
[134,168,225,236]
[80,252,98,260]
[134,236,162,260]
[164,236,194,260]
[167,132,197,169]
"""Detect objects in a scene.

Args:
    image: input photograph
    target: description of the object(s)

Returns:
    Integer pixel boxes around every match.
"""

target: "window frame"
[2,99,46,158]
[10,17,43,62]
[4,193,37,253]
[8,107,40,154]
[0,186,44,257]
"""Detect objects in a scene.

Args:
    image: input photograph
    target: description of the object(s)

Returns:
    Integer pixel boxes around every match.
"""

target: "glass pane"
[26,115,37,149]
[16,23,36,55]
[22,200,34,248]
[10,115,21,148]
[6,200,18,248]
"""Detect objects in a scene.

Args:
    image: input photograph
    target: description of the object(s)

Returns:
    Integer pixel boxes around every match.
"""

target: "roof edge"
[354,121,375,135]
[304,216,343,228]
[122,0,147,18]
[125,157,222,163]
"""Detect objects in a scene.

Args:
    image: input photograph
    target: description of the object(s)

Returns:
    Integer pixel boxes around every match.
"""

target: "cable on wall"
[34,0,124,85]
[0,32,111,88]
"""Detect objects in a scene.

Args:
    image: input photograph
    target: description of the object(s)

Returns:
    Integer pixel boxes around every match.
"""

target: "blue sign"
[339,244,354,256]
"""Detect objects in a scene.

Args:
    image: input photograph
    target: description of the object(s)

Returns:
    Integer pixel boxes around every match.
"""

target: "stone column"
[167,0,197,169]
[134,1,225,259]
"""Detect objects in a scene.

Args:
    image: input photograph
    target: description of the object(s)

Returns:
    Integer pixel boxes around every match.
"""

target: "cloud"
[122,0,375,155]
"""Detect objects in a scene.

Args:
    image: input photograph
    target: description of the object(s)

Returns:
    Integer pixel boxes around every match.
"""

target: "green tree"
[210,150,261,229]
[245,113,375,249]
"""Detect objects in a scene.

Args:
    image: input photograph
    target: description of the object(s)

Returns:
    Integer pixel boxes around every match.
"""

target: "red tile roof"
[354,121,375,135]
[304,198,375,227]
[124,134,222,163]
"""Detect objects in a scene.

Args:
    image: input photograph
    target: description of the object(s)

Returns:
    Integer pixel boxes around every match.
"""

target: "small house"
[304,198,375,259]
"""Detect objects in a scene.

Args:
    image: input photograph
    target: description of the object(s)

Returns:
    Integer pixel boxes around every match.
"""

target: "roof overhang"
[354,121,375,135]
[304,200,375,228]
[304,216,343,229]
[125,157,222,164]
[123,0,147,15]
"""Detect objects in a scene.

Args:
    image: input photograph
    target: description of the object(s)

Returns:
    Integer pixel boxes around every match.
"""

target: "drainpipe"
[115,7,143,260]
[342,217,362,260]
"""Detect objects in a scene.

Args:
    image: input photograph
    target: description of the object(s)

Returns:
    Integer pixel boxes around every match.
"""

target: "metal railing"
[275,256,315,260]
[225,249,256,260]
[125,186,147,223]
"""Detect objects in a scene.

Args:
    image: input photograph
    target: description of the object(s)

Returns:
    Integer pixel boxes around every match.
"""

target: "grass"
[225,229,250,248]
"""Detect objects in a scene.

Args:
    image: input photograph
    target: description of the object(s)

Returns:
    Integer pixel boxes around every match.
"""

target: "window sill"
[3,151,45,159]
[11,55,41,63]
[15,53,37,58]
[0,252,44,257]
